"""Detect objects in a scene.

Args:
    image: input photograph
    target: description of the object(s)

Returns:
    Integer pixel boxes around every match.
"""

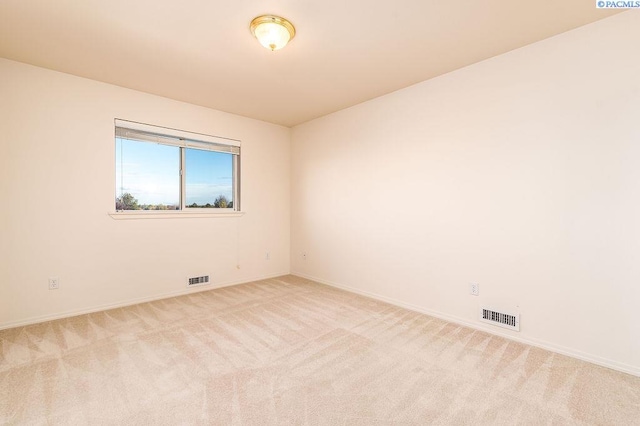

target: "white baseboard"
[292,272,640,378]
[0,272,290,331]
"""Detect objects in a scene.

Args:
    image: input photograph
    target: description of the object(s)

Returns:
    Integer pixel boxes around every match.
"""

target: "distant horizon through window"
[185,148,233,207]
[116,138,180,207]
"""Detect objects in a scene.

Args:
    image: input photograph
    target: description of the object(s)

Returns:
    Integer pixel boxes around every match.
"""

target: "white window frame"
[111,119,243,219]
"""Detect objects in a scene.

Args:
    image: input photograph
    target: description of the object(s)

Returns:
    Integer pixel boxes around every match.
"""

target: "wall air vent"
[187,275,210,287]
[480,307,520,331]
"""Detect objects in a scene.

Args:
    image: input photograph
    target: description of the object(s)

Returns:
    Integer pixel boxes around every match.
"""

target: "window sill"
[109,210,245,220]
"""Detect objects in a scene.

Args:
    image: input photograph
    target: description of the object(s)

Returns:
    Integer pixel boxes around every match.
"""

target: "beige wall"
[291,11,640,375]
[0,58,290,328]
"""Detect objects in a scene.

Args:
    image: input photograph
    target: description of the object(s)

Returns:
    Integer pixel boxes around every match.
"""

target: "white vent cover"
[187,275,210,287]
[480,307,520,331]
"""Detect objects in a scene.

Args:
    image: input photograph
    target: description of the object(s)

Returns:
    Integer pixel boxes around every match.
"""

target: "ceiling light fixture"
[250,15,296,51]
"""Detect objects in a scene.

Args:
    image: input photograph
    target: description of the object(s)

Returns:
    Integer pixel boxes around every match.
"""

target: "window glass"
[114,120,240,213]
[115,138,180,210]
[185,149,234,208]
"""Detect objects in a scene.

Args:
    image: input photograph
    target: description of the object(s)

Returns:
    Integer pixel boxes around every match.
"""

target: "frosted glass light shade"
[250,15,296,51]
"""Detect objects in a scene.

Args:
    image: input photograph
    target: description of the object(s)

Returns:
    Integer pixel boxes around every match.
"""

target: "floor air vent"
[480,308,520,331]
[187,275,210,287]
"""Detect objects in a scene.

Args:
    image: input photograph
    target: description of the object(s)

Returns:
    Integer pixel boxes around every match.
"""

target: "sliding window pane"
[115,138,180,210]
[185,148,233,208]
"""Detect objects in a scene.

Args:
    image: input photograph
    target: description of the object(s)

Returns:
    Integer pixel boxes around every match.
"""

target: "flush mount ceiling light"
[250,15,296,51]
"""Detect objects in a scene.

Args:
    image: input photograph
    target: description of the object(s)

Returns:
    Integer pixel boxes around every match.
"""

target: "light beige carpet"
[1,275,639,425]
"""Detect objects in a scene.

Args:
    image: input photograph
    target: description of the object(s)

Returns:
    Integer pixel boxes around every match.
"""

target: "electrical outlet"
[49,278,59,290]
[302,252,307,260]
[266,252,270,260]
[470,283,479,296]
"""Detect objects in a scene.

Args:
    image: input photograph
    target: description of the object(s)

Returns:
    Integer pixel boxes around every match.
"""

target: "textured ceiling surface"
[0,1,620,127]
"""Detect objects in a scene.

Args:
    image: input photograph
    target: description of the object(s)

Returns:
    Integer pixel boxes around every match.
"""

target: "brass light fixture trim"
[250,15,296,51]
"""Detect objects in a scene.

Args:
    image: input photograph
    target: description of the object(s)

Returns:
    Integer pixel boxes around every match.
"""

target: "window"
[115,120,240,212]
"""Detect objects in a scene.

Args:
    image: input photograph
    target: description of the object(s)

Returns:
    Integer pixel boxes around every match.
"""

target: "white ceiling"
[0,1,620,127]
